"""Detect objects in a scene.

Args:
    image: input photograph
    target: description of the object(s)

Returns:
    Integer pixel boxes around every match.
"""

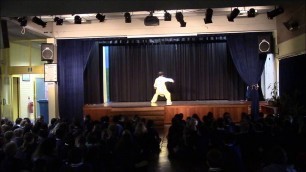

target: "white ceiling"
[0,0,285,17]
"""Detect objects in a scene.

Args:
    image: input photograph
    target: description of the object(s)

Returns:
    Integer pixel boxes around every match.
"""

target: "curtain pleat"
[227,32,270,120]
[109,40,246,102]
[84,42,103,104]
[58,39,96,121]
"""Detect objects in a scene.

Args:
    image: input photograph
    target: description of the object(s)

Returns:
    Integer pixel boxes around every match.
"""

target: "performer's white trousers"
[151,90,171,103]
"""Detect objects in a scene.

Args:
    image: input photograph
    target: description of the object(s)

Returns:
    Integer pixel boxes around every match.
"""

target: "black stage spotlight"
[247,8,256,17]
[204,8,213,24]
[54,17,63,25]
[32,16,47,28]
[175,12,186,27]
[227,8,240,22]
[267,7,284,19]
[144,11,159,26]
[283,19,299,31]
[17,17,27,27]
[179,21,187,27]
[96,13,105,22]
[74,15,82,24]
[124,12,131,23]
[175,12,183,22]
[164,10,171,21]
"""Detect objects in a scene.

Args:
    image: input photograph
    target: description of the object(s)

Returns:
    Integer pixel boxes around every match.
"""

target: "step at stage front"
[83,100,262,127]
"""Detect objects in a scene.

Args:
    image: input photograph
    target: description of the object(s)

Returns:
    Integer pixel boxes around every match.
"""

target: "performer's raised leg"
[151,93,158,103]
[165,91,172,105]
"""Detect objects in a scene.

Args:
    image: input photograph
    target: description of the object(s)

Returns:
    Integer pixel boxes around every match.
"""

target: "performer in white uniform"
[151,72,174,105]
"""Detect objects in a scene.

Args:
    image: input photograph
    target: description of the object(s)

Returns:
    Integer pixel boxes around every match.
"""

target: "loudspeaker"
[41,43,54,61]
[0,20,10,49]
[258,34,273,54]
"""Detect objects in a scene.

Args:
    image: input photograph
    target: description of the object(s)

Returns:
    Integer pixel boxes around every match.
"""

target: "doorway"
[12,77,20,121]
[35,78,46,119]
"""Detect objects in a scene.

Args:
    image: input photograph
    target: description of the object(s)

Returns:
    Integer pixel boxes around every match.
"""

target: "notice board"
[44,63,57,82]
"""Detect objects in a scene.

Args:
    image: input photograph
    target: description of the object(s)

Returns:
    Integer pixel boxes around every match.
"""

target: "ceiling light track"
[15,6,278,27]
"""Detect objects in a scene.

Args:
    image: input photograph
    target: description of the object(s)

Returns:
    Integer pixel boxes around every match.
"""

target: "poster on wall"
[44,63,57,82]
[22,74,30,81]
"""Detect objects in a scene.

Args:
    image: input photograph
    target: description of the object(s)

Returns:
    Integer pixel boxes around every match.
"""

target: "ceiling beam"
[0,0,292,17]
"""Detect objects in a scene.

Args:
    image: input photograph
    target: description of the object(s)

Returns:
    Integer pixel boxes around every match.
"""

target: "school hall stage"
[83,100,270,127]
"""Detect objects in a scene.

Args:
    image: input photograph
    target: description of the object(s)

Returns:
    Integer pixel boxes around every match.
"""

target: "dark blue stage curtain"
[84,42,103,104]
[227,33,269,120]
[57,39,97,121]
[279,54,306,117]
[108,36,246,102]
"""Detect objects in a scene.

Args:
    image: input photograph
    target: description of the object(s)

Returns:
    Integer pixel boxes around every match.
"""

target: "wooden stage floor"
[83,100,257,126]
[100,100,248,107]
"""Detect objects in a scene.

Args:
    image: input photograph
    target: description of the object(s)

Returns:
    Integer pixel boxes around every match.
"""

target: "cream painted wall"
[1,48,10,120]
[10,42,45,66]
[276,33,306,59]
[2,41,45,121]
[46,82,58,122]
[10,43,31,66]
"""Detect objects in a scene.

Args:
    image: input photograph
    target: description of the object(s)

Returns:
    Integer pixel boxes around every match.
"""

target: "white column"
[46,38,59,123]
[263,53,277,100]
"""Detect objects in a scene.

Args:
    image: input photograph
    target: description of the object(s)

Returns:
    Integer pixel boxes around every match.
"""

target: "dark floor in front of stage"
[146,125,207,172]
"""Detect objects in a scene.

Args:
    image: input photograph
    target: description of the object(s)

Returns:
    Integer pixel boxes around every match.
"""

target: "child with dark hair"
[262,146,297,172]
[0,142,25,171]
[146,120,161,153]
[206,148,224,172]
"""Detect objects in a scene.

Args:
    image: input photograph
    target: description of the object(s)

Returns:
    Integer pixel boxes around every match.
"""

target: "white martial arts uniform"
[151,76,174,104]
